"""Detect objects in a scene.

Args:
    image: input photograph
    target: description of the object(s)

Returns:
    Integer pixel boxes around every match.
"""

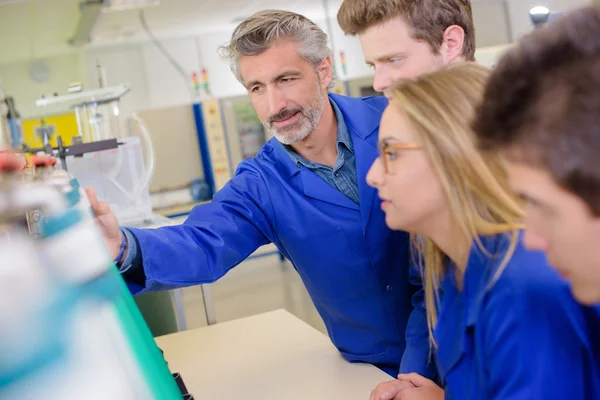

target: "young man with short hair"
[336,1,477,396]
[337,0,475,97]
[472,7,600,399]
[474,5,600,308]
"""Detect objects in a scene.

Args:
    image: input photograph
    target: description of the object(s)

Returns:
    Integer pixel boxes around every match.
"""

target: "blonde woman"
[367,63,599,400]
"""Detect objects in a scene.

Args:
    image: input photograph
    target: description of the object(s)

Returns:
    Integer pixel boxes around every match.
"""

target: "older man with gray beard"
[87,9,429,378]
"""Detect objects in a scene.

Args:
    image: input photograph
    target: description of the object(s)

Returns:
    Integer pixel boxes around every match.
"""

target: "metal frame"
[35,84,131,108]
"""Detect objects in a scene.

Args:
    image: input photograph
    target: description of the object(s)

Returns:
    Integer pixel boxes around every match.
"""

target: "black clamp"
[19,137,120,171]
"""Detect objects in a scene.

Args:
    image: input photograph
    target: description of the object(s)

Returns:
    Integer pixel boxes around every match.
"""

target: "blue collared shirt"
[280,99,360,205]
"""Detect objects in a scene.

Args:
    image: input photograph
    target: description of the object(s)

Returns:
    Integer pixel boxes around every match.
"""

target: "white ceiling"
[91,0,347,43]
[0,0,347,64]
[0,0,593,66]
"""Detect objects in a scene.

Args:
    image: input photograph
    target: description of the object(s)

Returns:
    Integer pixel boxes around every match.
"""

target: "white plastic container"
[66,136,153,226]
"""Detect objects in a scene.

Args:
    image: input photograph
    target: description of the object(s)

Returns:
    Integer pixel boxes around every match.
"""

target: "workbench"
[155,309,391,400]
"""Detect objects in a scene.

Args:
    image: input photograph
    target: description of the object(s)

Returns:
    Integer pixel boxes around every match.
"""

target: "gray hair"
[218,9,336,90]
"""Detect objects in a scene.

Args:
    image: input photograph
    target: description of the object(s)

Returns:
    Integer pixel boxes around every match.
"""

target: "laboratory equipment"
[32,67,155,226]
[66,135,154,226]
[0,156,189,399]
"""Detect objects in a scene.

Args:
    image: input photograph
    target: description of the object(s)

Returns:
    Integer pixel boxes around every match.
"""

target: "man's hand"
[370,378,415,400]
[395,373,444,400]
[86,188,123,261]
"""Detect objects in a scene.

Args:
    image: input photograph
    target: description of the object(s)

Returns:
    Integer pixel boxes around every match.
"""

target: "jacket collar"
[329,93,387,141]
[434,234,508,382]
[438,234,507,329]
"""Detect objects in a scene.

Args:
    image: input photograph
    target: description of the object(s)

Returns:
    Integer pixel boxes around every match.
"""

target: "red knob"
[30,155,57,168]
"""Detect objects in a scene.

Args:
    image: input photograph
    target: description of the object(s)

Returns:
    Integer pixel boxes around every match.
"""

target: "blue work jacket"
[435,233,600,399]
[127,94,432,377]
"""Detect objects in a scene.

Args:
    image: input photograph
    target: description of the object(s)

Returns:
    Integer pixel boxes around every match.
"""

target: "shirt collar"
[332,98,353,154]
[280,97,353,167]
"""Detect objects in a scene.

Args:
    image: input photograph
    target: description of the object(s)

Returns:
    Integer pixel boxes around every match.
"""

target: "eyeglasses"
[377,141,421,174]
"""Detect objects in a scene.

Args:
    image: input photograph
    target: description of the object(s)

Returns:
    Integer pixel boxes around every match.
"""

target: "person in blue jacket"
[474,6,600,307]
[87,8,470,377]
[473,8,600,396]
[367,63,600,400]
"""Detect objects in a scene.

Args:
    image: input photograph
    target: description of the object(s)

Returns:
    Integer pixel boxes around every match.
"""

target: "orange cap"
[30,155,57,168]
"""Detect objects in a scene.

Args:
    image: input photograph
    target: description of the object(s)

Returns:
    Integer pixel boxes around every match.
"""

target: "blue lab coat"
[127,94,431,377]
[435,233,600,399]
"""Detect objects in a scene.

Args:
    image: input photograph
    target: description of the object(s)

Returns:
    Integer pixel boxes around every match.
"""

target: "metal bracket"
[21,137,119,171]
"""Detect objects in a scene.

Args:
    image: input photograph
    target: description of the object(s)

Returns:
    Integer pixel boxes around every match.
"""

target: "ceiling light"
[529,6,551,27]
[530,6,550,15]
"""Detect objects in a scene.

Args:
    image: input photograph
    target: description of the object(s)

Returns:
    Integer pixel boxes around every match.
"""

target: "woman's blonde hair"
[389,62,524,346]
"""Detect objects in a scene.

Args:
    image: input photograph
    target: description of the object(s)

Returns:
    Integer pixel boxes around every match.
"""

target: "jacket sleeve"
[399,256,438,380]
[125,161,276,294]
[483,276,589,399]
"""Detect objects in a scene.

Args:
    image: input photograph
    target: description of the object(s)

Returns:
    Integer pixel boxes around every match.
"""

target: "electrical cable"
[138,9,196,101]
